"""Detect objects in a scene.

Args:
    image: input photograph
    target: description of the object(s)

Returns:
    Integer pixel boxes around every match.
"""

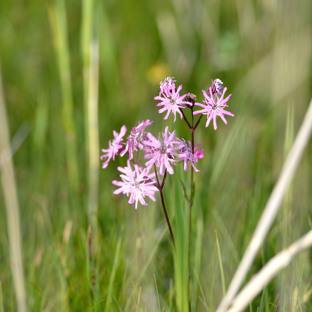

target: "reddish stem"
[154,165,175,248]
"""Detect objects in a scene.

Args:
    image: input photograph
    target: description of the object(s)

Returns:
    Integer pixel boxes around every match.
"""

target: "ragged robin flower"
[209,78,224,95]
[178,139,200,172]
[144,126,181,175]
[121,120,153,160]
[112,160,159,209]
[193,143,204,160]
[101,125,127,168]
[159,76,176,95]
[194,87,234,130]
[154,81,191,122]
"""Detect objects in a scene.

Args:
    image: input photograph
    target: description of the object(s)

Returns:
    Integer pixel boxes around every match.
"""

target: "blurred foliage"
[0,0,311,310]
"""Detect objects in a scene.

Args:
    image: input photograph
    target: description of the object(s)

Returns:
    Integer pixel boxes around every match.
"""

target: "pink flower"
[100,125,127,168]
[154,83,191,122]
[160,77,176,94]
[178,140,200,172]
[193,143,204,160]
[112,160,159,209]
[209,79,224,95]
[194,87,234,130]
[144,126,180,175]
[120,120,153,160]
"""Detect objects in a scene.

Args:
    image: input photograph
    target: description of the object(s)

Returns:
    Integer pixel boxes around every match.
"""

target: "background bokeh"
[0,0,311,310]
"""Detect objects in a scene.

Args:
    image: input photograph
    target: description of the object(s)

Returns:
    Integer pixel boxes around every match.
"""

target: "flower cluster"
[101,77,234,209]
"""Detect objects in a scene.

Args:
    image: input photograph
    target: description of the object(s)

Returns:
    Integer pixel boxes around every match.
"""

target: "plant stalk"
[154,165,175,248]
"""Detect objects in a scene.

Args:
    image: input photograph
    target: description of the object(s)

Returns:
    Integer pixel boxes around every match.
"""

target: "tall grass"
[46,0,80,194]
[173,168,190,312]
[0,0,311,311]
[0,66,27,312]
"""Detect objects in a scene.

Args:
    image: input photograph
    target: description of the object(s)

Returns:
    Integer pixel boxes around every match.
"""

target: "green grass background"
[0,0,311,311]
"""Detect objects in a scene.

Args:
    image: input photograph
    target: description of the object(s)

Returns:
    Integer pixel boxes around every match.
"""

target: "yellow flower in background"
[146,63,170,85]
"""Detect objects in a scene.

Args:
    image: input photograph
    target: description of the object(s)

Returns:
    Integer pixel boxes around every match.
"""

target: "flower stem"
[180,108,192,129]
[154,165,175,248]
[194,114,203,131]
[160,187,175,248]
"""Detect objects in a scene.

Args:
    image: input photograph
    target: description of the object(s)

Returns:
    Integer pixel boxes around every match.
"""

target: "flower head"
[178,140,200,172]
[144,126,180,175]
[159,77,176,94]
[193,143,204,160]
[194,87,234,130]
[154,83,191,122]
[101,125,127,168]
[121,120,153,160]
[112,160,158,209]
[209,79,224,95]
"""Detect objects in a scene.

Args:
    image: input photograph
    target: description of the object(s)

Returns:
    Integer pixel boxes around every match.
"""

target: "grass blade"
[0,281,3,312]
[46,0,79,193]
[0,65,27,312]
[173,167,189,312]
[104,237,122,312]
[154,274,161,311]
[215,231,226,297]
[87,39,100,244]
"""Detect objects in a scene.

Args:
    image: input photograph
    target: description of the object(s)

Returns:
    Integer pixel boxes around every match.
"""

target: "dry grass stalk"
[0,66,27,311]
[217,99,312,312]
[228,230,312,312]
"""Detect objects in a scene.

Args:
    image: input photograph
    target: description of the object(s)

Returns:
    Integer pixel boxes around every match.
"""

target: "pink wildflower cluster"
[101,77,234,209]
[100,121,200,209]
[155,77,234,130]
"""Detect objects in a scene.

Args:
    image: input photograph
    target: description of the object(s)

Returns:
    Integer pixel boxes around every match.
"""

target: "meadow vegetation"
[0,0,311,311]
